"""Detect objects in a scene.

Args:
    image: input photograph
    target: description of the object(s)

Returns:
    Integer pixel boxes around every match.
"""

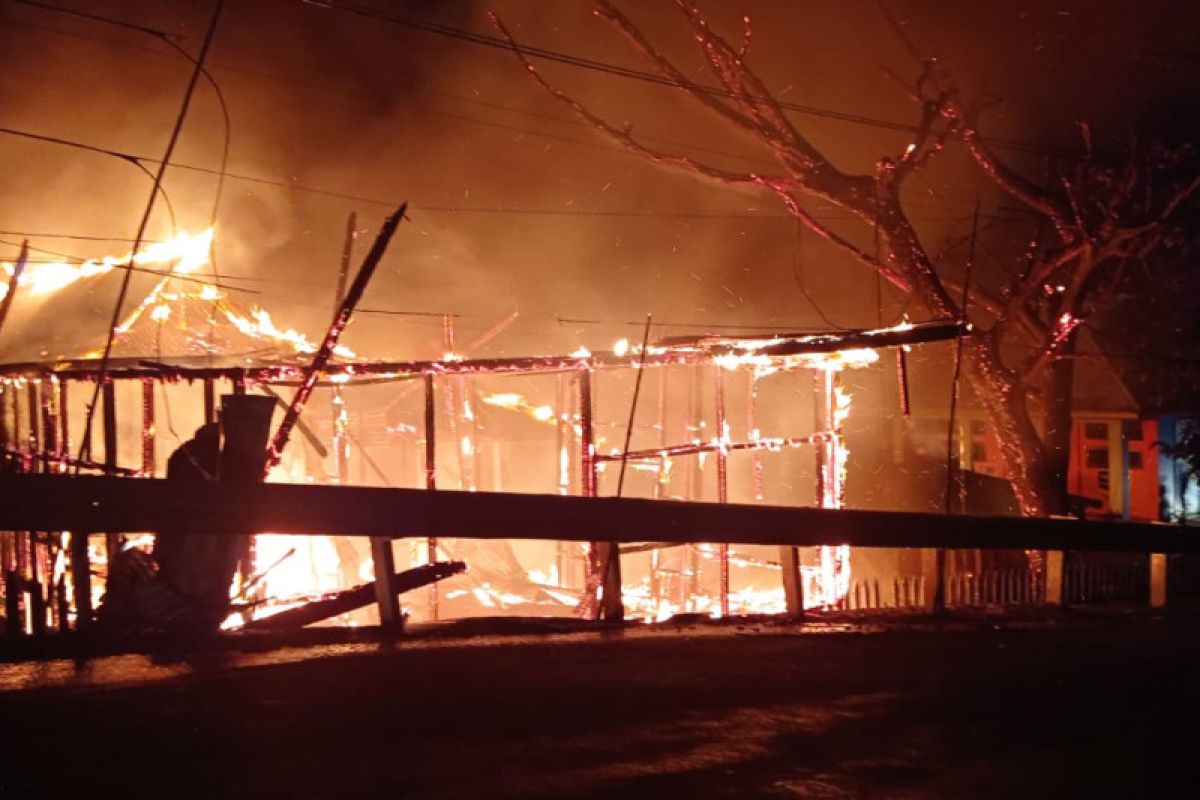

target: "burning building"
[0,225,964,635]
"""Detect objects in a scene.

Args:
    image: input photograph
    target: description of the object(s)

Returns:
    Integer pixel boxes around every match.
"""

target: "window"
[971,441,987,463]
[1084,422,1108,441]
[1128,451,1144,470]
[1098,469,1110,491]
[1086,447,1109,468]
[1123,420,1144,441]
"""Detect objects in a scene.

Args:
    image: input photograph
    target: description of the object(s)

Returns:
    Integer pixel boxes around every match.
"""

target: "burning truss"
[0,228,965,634]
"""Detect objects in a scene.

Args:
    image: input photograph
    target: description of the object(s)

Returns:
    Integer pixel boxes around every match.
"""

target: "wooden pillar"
[1149,553,1167,608]
[714,364,730,617]
[580,367,621,621]
[26,380,47,636]
[102,380,121,574]
[141,378,156,476]
[1044,549,1065,605]
[684,364,703,606]
[2,382,18,635]
[203,377,216,424]
[424,373,438,621]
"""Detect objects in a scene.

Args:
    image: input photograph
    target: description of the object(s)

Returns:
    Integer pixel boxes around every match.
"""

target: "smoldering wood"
[2,473,1195,554]
[266,203,406,470]
[242,560,464,631]
[0,319,964,384]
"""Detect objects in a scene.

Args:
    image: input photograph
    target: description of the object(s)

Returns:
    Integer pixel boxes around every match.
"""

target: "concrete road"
[1,610,1197,798]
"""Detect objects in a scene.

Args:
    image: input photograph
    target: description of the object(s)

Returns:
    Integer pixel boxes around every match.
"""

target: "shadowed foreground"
[1,611,1196,799]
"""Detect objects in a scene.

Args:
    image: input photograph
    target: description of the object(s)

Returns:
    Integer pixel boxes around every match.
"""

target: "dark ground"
[1,608,1198,799]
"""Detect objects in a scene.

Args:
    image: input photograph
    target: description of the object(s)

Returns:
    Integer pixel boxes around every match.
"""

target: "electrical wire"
[10,0,1098,161]
[75,0,227,467]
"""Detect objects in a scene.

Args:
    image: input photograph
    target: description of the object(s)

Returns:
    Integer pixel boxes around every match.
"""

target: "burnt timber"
[0,473,1195,554]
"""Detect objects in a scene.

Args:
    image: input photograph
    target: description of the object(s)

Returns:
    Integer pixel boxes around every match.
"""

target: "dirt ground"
[1,609,1197,799]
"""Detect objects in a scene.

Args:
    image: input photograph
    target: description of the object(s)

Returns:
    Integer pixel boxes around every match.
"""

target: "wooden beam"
[0,474,1196,555]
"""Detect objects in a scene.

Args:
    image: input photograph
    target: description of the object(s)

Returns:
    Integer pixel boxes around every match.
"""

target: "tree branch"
[953,113,1072,235]
[490,13,792,191]
[587,1,769,151]
[769,187,910,291]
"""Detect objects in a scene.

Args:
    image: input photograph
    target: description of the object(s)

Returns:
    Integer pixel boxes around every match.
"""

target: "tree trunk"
[964,339,1060,517]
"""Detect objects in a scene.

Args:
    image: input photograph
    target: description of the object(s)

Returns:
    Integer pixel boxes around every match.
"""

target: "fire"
[1,229,214,301]
[482,392,557,424]
[221,306,356,358]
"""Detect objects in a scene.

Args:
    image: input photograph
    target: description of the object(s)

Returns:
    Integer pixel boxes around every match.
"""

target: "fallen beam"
[0,473,1196,554]
[243,560,465,631]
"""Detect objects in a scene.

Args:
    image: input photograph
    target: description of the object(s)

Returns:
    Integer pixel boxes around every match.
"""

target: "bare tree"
[493,0,1200,517]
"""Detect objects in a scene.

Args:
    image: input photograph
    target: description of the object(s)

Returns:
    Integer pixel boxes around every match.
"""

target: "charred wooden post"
[26,380,46,636]
[423,373,438,620]
[684,364,704,607]
[649,366,670,607]
[328,211,358,590]
[141,378,155,475]
[714,364,730,617]
[577,366,604,619]
[102,380,121,574]
[203,378,216,424]
[244,560,464,631]
[895,347,911,417]
[554,373,571,586]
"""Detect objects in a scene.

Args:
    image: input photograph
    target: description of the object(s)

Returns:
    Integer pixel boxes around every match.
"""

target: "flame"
[222,306,356,358]
[1,229,214,301]
[482,392,557,424]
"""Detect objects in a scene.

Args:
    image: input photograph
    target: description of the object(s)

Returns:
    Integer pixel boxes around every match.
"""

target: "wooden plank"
[0,474,1196,555]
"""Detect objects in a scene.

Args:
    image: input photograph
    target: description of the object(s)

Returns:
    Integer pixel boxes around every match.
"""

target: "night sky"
[1,0,1197,364]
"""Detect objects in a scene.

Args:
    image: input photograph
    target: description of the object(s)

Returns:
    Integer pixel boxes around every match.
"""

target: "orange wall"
[969,418,1159,521]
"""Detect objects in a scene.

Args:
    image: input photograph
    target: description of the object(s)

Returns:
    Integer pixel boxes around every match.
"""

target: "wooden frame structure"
[0,320,964,634]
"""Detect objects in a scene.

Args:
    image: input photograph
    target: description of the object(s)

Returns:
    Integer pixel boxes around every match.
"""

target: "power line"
[302,0,1093,161]
[9,0,1095,162]
[0,238,257,295]
[76,0,227,467]
[0,125,1036,225]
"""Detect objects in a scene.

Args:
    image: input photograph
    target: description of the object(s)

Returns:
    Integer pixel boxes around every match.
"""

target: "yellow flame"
[1,229,214,301]
[482,392,557,425]
[222,307,355,358]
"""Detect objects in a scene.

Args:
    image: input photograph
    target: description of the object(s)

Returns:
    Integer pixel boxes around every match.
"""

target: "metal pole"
[714,364,730,617]
[424,373,438,620]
